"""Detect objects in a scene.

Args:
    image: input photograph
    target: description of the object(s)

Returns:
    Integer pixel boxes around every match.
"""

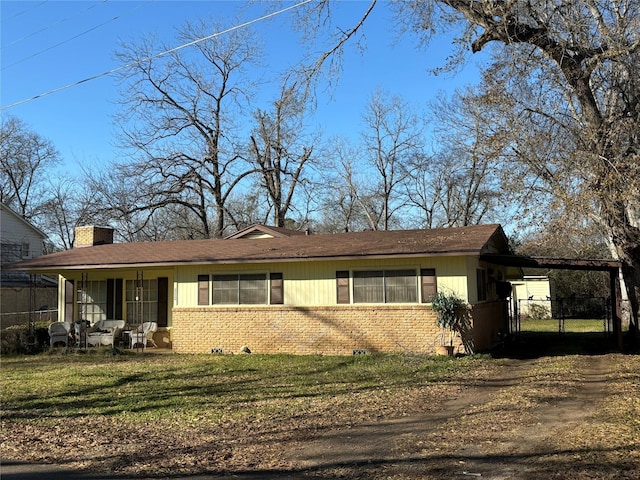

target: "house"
[0,202,57,328]
[10,223,522,355]
[511,276,555,319]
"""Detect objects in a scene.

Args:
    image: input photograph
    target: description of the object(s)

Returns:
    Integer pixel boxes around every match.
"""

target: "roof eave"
[16,249,488,272]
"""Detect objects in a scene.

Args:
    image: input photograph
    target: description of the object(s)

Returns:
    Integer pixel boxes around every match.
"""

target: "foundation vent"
[210,347,224,354]
[352,349,368,355]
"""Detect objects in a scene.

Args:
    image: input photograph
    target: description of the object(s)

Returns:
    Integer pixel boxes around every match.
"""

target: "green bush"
[1,324,49,355]
[431,291,467,346]
[527,303,551,321]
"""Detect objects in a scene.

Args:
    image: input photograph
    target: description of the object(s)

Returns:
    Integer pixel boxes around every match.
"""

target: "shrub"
[431,291,467,346]
[1,324,49,355]
[527,303,551,321]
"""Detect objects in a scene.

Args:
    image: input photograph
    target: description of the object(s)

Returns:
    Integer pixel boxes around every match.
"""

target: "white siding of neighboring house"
[1,203,54,327]
[1,203,45,264]
[512,276,554,317]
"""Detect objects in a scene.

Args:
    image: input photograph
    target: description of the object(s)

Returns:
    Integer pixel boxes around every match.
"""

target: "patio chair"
[129,322,158,350]
[86,320,125,348]
[74,321,87,348]
[49,322,72,347]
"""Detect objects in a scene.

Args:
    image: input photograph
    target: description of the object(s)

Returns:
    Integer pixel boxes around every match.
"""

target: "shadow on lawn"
[218,447,638,480]
[4,444,636,480]
[497,330,634,359]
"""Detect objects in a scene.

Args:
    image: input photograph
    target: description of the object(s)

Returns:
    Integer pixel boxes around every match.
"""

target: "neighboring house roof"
[225,224,308,239]
[0,202,46,240]
[10,224,512,271]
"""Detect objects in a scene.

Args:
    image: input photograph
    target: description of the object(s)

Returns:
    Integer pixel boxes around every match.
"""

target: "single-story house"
[10,223,522,355]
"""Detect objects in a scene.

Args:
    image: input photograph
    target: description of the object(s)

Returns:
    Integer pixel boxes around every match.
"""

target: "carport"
[480,254,624,350]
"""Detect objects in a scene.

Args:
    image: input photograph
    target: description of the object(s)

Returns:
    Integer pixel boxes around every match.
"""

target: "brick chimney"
[75,226,114,248]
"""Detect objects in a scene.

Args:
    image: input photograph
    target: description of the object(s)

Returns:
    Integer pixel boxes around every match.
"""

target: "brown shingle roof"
[10,224,510,271]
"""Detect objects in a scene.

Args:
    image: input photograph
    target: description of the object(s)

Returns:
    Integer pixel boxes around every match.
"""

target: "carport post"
[610,267,623,351]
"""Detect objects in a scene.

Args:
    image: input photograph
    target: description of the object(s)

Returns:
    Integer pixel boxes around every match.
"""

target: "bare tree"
[0,116,60,220]
[407,89,503,228]
[359,90,424,230]
[248,80,316,228]
[225,188,271,232]
[112,20,261,238]
[315,138,373,233]
[294,0,640,331]
[38,175,107,250]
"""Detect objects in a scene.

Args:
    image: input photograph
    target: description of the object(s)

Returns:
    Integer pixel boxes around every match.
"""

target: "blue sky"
[1,0,484,176]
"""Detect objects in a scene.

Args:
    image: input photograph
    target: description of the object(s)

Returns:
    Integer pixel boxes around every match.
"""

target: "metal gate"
[512,297,613,336]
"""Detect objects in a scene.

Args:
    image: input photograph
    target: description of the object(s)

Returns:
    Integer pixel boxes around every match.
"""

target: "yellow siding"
[175,256,471,308]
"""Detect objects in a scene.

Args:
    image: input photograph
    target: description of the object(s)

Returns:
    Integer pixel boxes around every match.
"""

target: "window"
[212,275,238,304]
[212,274,267,305]
[240,274,267,304]
[198,275,209,305]
[353,271,384,303]
[21,243,30,259]
[385,270,418,303]
[477,269,488,301]
[77,280,107,324]
[336,271,350,304]
[64,280,75,323]
[106,278,123,319]
[270,273,283,304]
[421,268,437,302]
[126,279,158,323]
[352,270,417,304]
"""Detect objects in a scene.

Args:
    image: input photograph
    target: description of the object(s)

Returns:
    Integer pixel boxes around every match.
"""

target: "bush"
[1,324,49,355]
[431,291,468,346]
[527,303,551,321]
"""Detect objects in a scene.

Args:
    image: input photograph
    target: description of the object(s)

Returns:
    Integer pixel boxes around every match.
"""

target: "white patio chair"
[49,322,71,347]
[129,322,158,350]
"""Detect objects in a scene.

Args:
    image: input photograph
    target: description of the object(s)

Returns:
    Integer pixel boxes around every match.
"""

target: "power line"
[1,0,313,111]
[7,0,48,20]
[4,0,108,49]
[3,7,147,71]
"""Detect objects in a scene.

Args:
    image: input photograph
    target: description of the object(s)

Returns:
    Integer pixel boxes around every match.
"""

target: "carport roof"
[480,254,622,271]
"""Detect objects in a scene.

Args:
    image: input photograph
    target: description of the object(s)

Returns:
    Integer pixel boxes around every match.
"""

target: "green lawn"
[0,352,481,425]
[520,318,610,333]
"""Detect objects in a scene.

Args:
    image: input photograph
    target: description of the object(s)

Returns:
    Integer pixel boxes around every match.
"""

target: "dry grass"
[1,351,639,479]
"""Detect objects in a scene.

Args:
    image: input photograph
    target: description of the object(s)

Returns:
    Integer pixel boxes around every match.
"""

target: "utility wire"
[7,0,48,19]
[4,8,146,71]
[4,0,108,49]
[1,0,313,111]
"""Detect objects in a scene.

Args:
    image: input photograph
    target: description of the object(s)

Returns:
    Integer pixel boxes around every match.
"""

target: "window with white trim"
[126,279,158,323]
[77,280,107,324]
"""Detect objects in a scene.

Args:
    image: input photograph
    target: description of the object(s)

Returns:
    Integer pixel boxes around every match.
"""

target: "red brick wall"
[171,305,446,355]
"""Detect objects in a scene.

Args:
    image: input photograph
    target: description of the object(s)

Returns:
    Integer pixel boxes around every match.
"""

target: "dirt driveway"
[282,354,639,479]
